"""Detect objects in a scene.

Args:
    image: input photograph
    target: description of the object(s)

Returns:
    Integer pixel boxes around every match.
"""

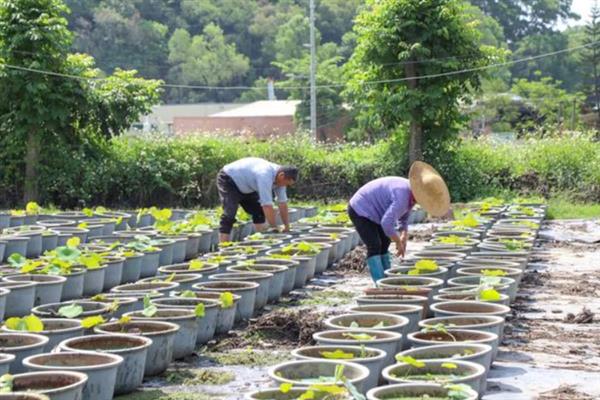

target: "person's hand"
[267,225,281,233]
[396,230,408,258]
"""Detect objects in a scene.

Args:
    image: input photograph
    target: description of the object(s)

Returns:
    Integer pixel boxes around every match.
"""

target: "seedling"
[481,269,507,277]
[4,315,44,332]
[342,332,375,341]
[320,349,355,360]
[58,303,84,318]
[421,323,457,342]
[0,374,13,393]
[446,383,474,400]
[219,292,235,308]
[81,315,106,329]
[142,294,157,317]
[395,355,425,368]
[194,303,205,318]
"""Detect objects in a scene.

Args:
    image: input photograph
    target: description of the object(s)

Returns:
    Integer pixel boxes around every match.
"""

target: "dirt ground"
[116,220,600,400]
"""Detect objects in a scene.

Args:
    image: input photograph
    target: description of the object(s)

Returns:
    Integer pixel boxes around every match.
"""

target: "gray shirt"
[223,157,288,206]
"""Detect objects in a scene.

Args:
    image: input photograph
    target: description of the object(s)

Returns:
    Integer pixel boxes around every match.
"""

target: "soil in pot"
[11,371,87,400]
[0,333,49,374]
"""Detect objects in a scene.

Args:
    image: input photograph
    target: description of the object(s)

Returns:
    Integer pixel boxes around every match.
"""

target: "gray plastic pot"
[23,351,123,400]
[469,252,528,270]
[195,229,213,254]
[377,276,445,300]
[2,319,83,353]
[51,227,89,243]
[310,227,354,256]
[58,334,152,396]
[138,273,203,292]
[0,333,49,374]
[101,256,125,291]
[151,297,219,345]
[314,329,402,366]
[161,236,188,264]
[92,296,138,318]
[384,266,449,281]
[420,314,506,340]
[81,265,106,296]
[227,264,287,303]
[125,308,197,359]
[0,392,50,400]
[189,290,240,334]
[407,328,499,361]
[355,295,428,318]
[348,304,423,334]
[265,250,313,288]
[110,281,180,295]
[0,353,15,376]
[447,275,517,301]
[290,239,331,274]
[0,281,36,317]
[15,231,43,259]
[0,241,5,263]
[60,267,86,301]
[94,320,179,377]
[209,272,273,311]
[433,292,510,306]
[5,275,66,306]
[382,359,486,396]
[367,382,478,400]
[139,249,162,278]
[253,257,299,295]
[292,235,339,268]
[430,300,510,321]
[32,301,111,319]
[120,253,144,284]
[398,342,493,374]
[0,288,10,321]
[324,313,409,350]
[11,371,87,400]
[269,359,370,393]
[1,236,30,261]
[195,280,258,321]
[291,345,386,392]
[158,262,219,281]
[456,266,523,287]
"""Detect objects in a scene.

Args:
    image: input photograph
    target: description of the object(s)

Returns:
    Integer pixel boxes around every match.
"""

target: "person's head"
[275,166,299,187]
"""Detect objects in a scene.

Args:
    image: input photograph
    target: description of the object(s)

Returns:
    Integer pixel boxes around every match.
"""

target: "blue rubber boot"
[381,252,392,271]
[366,255,385,285]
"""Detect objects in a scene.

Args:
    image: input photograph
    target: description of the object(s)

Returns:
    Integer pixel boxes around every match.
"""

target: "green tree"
[470,0,577,44]
[582,1,600,122]
[345,0,501,162]
[0,0,162,202]
[166,25,249,103]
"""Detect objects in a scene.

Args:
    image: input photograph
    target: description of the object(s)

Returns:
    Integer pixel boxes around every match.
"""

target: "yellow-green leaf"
[77,222,88,229]
[279,383,293,393]
[164,273,176,283]
[478,288,502,301]
[82,208,94,217]
[481,269,507,277]
[81,316,105,329]
[58,303,84,318]
[414,259,438,271]
[25,202,40,215]
[118,315,132,325]
[395,355,425,368]
[194,303,205,318]
[4,317,27,331]
[441,362,458,369]
[66,237,80,249]
[22,315,44,332]
[342,333,375,341]
[320,349,355,359]
[188,260,205,271]
[219,292,234,309]
[0,373,13,393]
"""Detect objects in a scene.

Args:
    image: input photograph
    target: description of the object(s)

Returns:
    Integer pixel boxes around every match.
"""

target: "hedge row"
[1,133,598,208]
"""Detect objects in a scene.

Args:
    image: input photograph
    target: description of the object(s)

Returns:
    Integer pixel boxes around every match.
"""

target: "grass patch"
[163,368,235,386]
[202,348,290,366]
[547,197,600,220]
[115,390,221,400]
[298,289,356,307]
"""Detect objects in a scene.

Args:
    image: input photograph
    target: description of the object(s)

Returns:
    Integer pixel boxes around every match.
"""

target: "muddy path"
[116,220,600,400]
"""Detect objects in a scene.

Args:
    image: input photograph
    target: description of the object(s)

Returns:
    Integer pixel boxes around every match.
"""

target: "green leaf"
[320,349,355,359]
[480,276,502,286]
[82,208,94,217]
[58,303,84,318]
[7,253,26,268]
[395,355,425,368]
[143,294,152,309]
[91,294,106,301]
[79,253,103,269]
[25,202,40,215]
[151,208,172,222]
[77,222,88,229]
[81,316,106,329]
[481,269,507,277]
[445,383,473,400]
[142,304,158,317]
[194,303,205,318]
[56,246,81,262]
[119,315,132,325]
[180,290,196,298]
[414,259,438,271]
[437,235,468,245]
[219,292,234,308]
[349,321,359,328]
[279,383,293,393]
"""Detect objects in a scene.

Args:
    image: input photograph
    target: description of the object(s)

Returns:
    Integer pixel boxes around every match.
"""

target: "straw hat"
[408,161,450,217]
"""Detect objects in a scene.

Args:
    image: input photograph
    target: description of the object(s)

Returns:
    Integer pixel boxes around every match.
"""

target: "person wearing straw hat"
[348,161,450,283]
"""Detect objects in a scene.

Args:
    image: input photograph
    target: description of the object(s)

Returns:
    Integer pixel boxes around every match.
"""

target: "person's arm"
[257,174,278,228]
[262,205,278,228]
[381,188,411,257]
[278,202,290,231]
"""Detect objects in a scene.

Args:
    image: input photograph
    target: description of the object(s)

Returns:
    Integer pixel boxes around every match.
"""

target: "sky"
[570,0,593,25]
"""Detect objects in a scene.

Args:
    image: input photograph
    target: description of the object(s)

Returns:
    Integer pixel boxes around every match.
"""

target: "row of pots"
[249,203,544,399]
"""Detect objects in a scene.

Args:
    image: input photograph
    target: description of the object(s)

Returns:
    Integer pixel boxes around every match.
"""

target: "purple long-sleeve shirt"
[349,177,415,237]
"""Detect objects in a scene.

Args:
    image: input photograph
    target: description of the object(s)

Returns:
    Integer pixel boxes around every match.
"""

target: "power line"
[1,40,599,91]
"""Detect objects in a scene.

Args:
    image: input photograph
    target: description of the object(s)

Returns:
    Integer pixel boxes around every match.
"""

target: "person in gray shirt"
[217,157,299,242]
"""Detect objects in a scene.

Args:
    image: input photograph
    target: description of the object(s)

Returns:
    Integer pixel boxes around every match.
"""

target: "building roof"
[148,103,241,124]
[211,100,301,118]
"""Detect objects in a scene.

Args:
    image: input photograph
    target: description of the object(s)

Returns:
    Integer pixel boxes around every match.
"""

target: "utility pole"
[309,0,317,140]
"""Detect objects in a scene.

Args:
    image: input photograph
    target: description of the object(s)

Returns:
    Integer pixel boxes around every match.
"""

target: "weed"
[299,290,356,307]
[202,348,290,366]
[115,390,222,400]
[163,368,235,386]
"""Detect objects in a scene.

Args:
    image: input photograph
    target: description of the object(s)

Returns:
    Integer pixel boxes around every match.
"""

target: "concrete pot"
[138,249,161,278]
[158,262,219,281]
[59,268,86,301]
[58,334,151,395]
[2,319,83,353]
[407,328,499,361]
[314,329,402,366]
[23,352,123,400]
[5,275,66,306]
[81,266,106,296]
[150,297,219,345]
[195,280,258,321]
[368,382,477,400]
[420,314,506,339]
[0,353,15,376]
[189,290,240,334]
[0,281,36,318]
[252,258,299,295]
[0,333,49,373]
[120,253,144,284]
[94,320,179,376]
[32,301,111,320]
[209,272,273,311]
[324,313,409,349]
[347,304,423,334]
[110,281,180,295]
[227,264,287,303]
[138,273,203,291]
[101,256,125,291]
[11,371,87,400]
[0,288,11,320]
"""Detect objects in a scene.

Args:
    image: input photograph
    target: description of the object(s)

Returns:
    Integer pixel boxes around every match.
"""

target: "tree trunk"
[405,61,423,164]
[24,130,40,203]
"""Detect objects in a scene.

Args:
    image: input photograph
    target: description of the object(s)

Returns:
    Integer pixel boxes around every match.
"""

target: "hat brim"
[409,161,451,217]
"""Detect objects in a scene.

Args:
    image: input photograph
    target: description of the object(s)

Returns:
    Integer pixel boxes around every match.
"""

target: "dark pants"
[348,205,391,258]
[217,170,265,234]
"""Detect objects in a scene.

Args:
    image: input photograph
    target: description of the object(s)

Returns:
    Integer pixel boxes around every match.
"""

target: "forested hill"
[64,0,583,104]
